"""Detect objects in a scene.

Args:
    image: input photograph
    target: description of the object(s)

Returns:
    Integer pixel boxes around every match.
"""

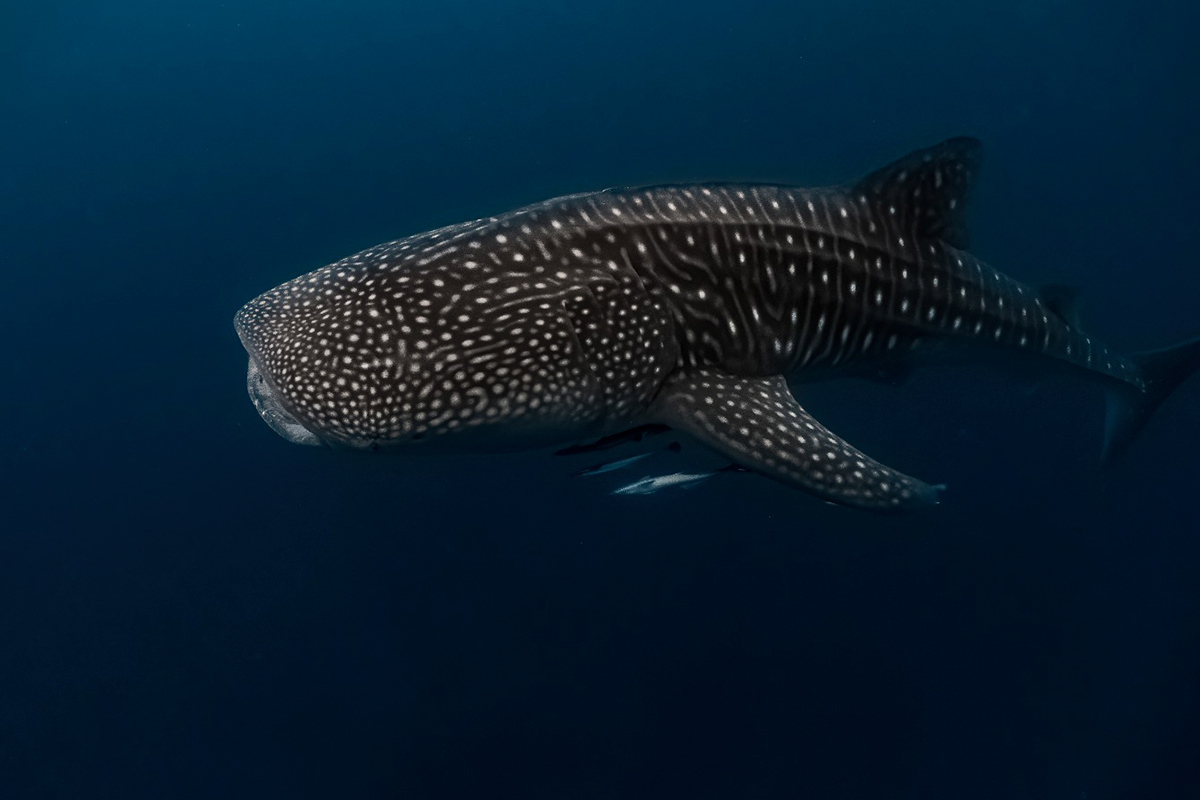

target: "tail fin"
[1103,336,1200,464]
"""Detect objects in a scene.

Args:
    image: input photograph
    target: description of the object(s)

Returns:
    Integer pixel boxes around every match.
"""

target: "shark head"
[232,221,651,451]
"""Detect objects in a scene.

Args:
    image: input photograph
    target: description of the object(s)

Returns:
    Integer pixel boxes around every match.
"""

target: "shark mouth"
[244,355,322,447]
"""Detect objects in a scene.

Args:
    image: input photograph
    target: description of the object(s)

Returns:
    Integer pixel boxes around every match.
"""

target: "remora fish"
[574,442,682,477]
[234,137,1200,512]
[611,471,720,496]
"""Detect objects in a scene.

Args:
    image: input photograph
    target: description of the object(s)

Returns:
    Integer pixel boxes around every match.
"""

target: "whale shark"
[234,137,1200,512]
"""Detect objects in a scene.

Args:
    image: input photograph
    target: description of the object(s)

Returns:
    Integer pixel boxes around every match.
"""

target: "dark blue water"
[3,2,1198,797]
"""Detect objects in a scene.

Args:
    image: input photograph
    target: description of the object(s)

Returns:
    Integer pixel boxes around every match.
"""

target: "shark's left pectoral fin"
[649,370,941,512]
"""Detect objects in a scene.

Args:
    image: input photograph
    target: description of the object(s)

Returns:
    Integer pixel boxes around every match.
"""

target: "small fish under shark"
[574,442,682,477]
[234,137,1200,512]
[611,471,720,496]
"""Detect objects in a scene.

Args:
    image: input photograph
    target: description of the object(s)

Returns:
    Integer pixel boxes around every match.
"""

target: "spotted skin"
[235,137,1164,511]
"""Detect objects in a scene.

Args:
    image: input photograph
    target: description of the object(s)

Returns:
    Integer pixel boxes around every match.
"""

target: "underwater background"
[3,1,1199,797]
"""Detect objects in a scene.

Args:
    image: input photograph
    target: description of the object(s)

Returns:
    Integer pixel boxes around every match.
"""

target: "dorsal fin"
[852,136,982,249]
[1037,283,1084,328]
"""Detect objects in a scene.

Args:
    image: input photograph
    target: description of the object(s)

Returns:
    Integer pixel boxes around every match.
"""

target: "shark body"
[235,137,1200,512]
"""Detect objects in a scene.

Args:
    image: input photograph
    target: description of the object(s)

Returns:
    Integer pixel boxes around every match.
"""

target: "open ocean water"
[2,1,1199,797]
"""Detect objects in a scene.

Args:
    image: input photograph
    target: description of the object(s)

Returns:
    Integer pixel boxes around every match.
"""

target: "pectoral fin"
[648,369,941,512]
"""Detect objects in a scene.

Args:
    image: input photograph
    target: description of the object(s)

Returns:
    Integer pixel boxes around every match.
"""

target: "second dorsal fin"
[852,136,982,249]
[1037,283,1084,328]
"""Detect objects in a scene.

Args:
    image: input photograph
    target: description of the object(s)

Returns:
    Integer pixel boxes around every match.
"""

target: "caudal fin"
[1103,336,1200,464]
